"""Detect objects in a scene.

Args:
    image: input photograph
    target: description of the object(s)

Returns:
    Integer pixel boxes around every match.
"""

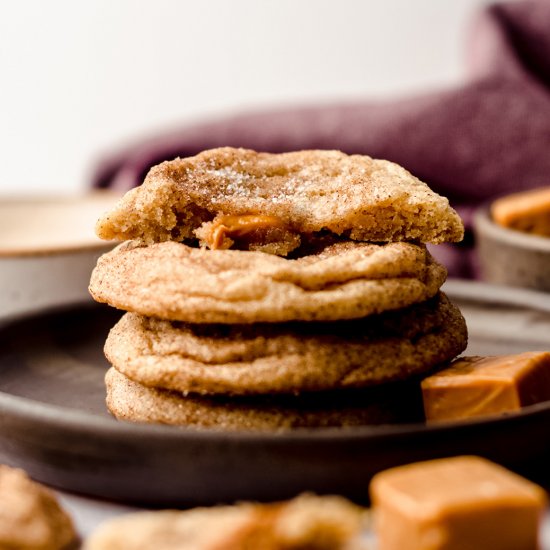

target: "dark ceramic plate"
[1,280,550,506]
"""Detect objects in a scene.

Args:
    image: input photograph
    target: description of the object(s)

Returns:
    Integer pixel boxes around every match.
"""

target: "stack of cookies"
[89,148,468,430]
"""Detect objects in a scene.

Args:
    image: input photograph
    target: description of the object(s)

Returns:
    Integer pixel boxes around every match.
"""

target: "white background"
[1,0,492,194]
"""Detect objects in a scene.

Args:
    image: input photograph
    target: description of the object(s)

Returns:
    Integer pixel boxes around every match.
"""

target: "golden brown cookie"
[95,147,464,251]
[104,293,467,395]
[105,368,425,429]
[0,464,77,550]
[84,493,368,550]
[89,240,447,323]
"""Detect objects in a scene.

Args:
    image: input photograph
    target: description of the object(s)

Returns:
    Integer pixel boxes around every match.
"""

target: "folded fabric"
[92,0,550,278]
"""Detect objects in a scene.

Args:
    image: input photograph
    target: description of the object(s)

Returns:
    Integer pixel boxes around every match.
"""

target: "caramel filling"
[194,213,302,256]
[206,214,287,249]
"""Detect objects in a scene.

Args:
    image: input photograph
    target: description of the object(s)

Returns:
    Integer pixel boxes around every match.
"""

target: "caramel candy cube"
[421,352,550,422]
[370,456,548,550]
[491,187,550,236]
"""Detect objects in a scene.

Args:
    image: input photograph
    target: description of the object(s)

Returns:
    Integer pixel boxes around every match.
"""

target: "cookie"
[105,368,425,429]
[95,147,464,252]
[90,240,447,323]
[104,293,467,395]
[84,493,368,550]
[0,464,77,550]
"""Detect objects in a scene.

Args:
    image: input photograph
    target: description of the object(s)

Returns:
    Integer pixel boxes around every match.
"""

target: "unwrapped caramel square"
[370,456,547,550]
[421,352,550,422]
[491,187,550,236]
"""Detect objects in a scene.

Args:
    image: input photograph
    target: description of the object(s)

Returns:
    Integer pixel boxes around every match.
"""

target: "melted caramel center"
[207,214,287,249]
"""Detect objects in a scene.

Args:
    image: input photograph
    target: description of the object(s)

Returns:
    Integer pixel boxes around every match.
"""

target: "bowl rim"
[0,193,119,258]
[474,206,550,252]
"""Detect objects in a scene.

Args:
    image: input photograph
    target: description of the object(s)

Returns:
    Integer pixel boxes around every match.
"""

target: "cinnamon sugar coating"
[89,240,447,324]
[96,148,464,252]
[104,293,467,395]
[105,368,425,429]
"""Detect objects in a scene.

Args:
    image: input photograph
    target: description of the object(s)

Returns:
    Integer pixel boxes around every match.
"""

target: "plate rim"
[1,279,550,443]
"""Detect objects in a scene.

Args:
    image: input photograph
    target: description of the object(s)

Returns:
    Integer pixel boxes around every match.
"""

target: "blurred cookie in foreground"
[105,368,426,429]
[422,352,550,422]
[85,493,369,550]
[90,240,447,323]
[370,456,547,550]
[96,147,464,249]
[105,293,466,396]
[492,186,550,236]
[0,464,77,550]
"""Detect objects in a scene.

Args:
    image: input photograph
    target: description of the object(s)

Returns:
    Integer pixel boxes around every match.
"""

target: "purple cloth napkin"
[92,0,550,278]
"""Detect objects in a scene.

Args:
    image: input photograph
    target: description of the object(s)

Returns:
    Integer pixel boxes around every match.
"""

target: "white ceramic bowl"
[0,193,120,320]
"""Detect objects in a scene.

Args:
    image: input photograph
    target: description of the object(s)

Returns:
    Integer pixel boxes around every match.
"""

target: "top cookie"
[96,148,464,253]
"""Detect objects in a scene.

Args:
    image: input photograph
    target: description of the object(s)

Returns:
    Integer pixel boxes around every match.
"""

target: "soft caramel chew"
[95,147,464,250]
[195,213,300,256]
[84,493,369,550]
[492,187,550,236]
[370,456,548,550]
[421,352,550,422]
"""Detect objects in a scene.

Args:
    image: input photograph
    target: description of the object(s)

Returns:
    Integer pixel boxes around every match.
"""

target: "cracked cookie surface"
[89,240,447,323]
[104,293,467,395]
[95,147,464,252]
